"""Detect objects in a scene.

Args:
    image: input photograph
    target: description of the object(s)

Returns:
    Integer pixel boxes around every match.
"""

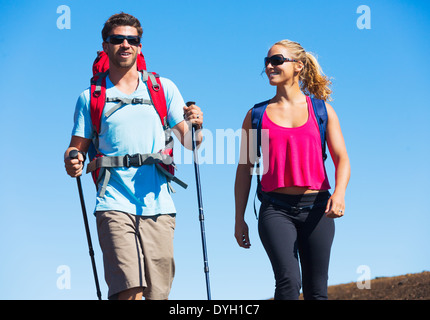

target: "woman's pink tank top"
[260,96,331,192]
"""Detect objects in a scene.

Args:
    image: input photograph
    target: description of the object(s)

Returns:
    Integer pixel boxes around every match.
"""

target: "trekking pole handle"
[186,101,196,107]
[186,101,200,129]
[69,149,86,162]
[69,149,79,159]
[69,150,86,178]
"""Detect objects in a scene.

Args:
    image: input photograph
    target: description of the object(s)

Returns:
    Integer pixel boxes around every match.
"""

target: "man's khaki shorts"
[96,210,175,300]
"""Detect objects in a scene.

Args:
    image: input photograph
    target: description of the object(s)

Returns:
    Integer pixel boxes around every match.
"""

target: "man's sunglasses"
[264,54,298,67]
[106,35,141,46]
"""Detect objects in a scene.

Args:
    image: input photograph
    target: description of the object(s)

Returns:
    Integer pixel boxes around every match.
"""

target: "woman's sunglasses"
[106,35,141,46]
[264,54,298,67]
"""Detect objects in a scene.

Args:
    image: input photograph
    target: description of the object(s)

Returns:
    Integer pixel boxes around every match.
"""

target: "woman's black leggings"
[258,191,335,300]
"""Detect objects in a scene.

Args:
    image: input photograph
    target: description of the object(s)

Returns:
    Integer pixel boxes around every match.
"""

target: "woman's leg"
[297,194,335,300]
[258,203,301,300]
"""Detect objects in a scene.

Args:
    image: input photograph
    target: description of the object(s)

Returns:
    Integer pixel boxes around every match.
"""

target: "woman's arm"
[324,103,351,218]
[234,109,255,248]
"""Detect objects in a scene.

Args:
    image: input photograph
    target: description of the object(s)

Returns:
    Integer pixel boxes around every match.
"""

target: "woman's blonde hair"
[273,40,333,101]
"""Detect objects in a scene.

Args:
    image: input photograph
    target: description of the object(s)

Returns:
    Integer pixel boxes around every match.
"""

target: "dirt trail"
[323,271,430,300]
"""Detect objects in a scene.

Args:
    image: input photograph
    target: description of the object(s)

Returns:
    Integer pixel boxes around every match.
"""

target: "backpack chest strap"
[105,97,152,118]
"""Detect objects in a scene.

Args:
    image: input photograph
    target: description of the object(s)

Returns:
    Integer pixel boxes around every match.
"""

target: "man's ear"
[102,41,109,53]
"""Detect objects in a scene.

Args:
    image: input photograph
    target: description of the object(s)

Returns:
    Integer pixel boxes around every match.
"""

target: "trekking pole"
[69,150,102,300]
[186,101,211,300]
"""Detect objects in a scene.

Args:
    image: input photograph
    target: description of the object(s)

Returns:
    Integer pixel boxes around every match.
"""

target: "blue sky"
[0,0,429,300]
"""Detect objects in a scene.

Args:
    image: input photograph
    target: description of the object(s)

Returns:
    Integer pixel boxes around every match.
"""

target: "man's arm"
[64,136,91,177]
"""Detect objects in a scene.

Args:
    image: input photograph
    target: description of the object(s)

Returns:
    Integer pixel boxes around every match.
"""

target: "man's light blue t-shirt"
[72,73,185,216]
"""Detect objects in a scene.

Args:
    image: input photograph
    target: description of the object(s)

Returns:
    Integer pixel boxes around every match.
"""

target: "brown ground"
[320,271,430,300]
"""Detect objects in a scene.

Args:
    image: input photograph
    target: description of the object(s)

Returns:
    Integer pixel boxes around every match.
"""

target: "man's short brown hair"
[102,12,143,42]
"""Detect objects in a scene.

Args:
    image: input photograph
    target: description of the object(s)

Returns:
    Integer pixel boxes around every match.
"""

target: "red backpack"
[86,51,187,196]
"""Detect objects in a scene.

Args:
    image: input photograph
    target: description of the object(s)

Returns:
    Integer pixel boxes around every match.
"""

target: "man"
[64,13,203,300]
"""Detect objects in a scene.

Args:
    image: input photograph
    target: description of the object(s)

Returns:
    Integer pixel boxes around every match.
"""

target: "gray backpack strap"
[155,163,188,190]
[104,97,152,118]
[94,71,109,94]
[141,70,149,82]
[97,168,111,198]
[147,72,160,91]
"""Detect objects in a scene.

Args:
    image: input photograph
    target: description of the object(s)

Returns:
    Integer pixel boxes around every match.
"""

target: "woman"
[234,40,350,300]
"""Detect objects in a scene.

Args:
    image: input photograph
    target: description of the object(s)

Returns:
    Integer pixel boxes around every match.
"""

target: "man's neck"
[109,64,140,95]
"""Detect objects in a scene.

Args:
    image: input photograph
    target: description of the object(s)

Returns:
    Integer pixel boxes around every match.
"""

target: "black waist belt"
[257,190,317,214]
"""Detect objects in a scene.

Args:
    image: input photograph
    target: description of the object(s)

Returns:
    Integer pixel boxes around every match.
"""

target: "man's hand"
[64,149,85,177]
[64,136,91,177]
[183,102,203,129]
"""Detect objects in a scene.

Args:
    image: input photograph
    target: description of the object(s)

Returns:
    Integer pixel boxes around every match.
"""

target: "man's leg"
[118,287,144,300]
[137,214,176,300]
[96,211,147,300]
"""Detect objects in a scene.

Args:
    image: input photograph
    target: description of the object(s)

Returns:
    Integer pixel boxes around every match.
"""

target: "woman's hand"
[325,191,345,218]
[235,219,251,248]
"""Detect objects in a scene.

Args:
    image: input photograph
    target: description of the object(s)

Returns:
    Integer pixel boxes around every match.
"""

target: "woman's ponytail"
[300,52,332,101]
[273,40,333,101]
